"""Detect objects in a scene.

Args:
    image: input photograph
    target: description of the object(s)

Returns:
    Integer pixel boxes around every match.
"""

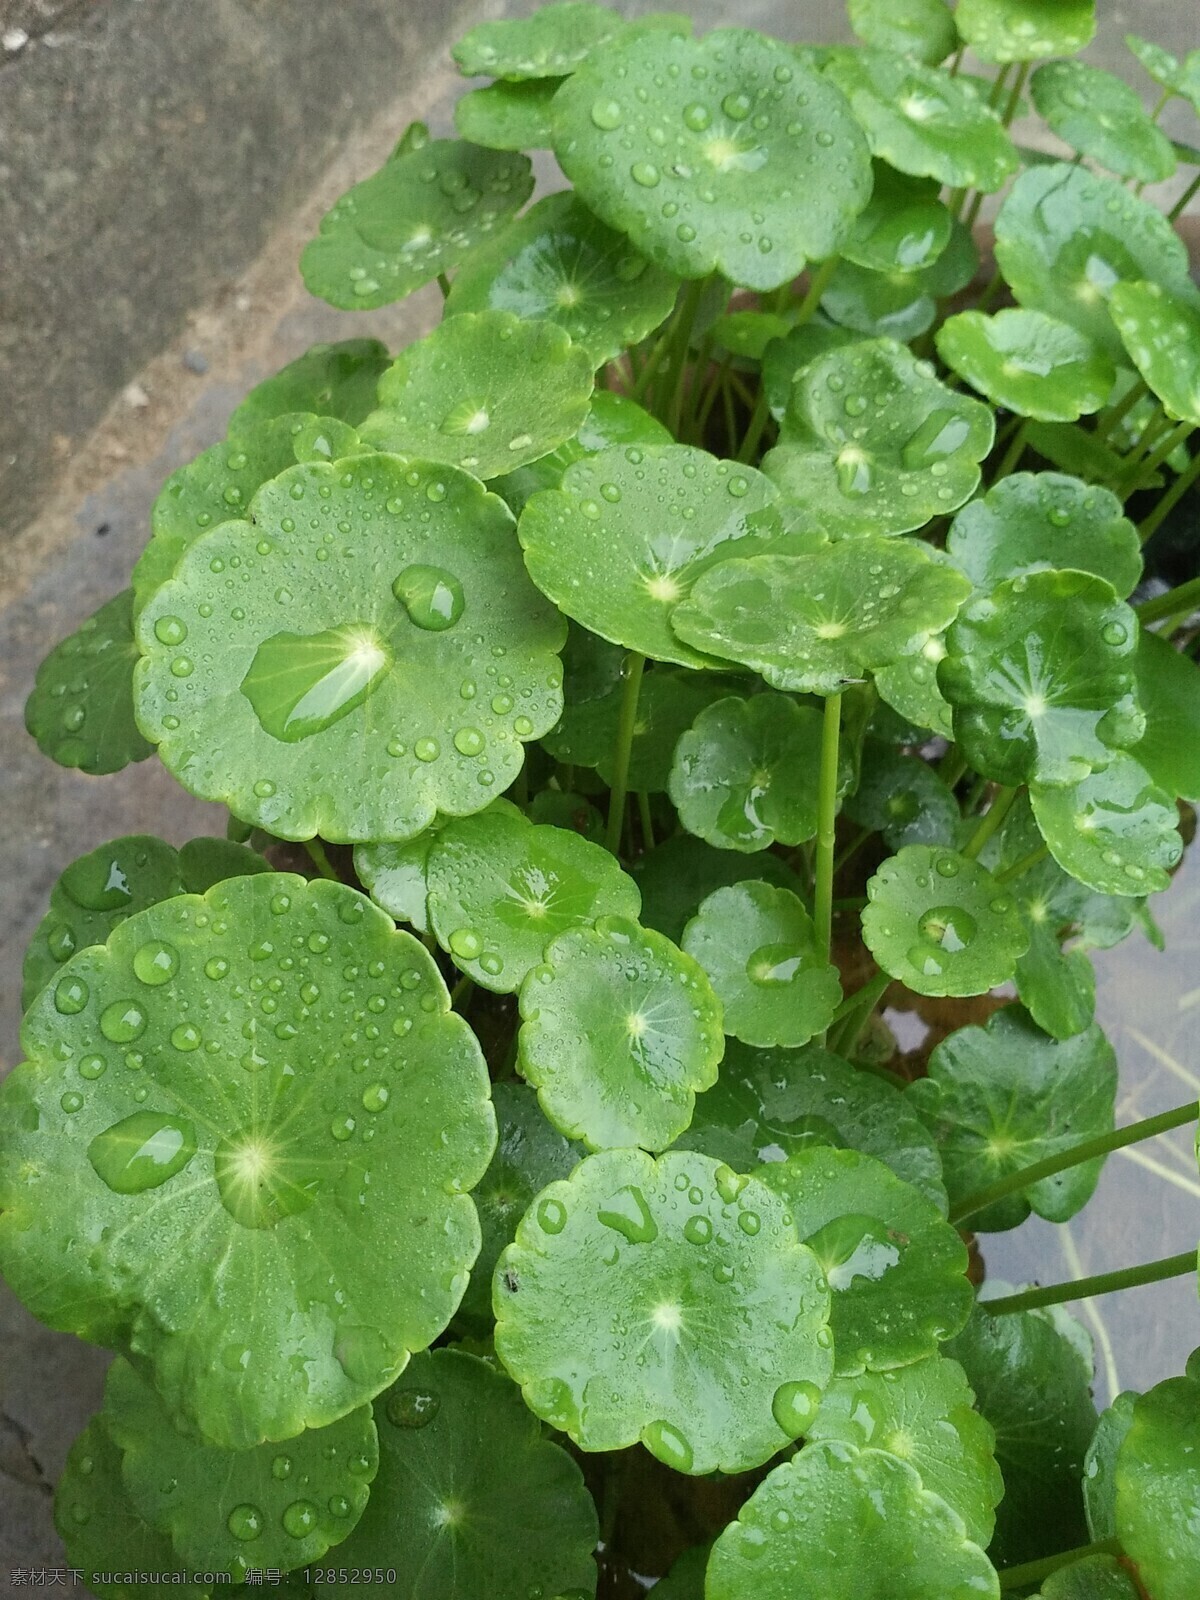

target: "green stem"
[997,1538,1123,1593]
[828,969,892,1058]
[1136,573,1200,626]
[813,692,843,977]
[951,1099,1200,1227]
[303,839,339,881]
[832,824,874,877]
[630,331,673,404]
[994,843,1048,885]
[1122,417,1194,496]
[962,786,1018,859]
[1138,442,1200,543]
[990,420,1029,484]
[637,790,655,852]
[961,188,985,232]
[1094,377,1149,442]
[794,254,839,325]
[437,272,451,298]
[985,1249,1198,1316]
[947,46,964,78]
[660,276,709,435]
[604,653,645,856]
[987,63,1013,111]
[1000,61,1030,129]
[449,973,475,1011]
[1123,405,1174,466]
[939,746,969,791]
[1169,168,1200,222]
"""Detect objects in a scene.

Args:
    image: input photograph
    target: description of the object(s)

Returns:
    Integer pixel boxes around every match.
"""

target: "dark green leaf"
[25,591,153,775]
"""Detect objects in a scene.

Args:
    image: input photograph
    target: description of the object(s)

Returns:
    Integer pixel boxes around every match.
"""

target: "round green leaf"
[844,740,959,849]
[762,318,860,421]
[993,164,1196,361]
[56,1417,209,1600]
[22,834,270,1009]
[819,260,940,344]
[105,1358,376,1577]
[135,455,565,843]
[875,637,955,738]
[761,1147,973,1374]
[133,414,365,610]
[454,1,620,80]
[495,388,672,517]
[1084,1389,1136,1541]
[302,141,533,310]
[551,28,872,291]
[1115,1357,1200,1600]
[674,1038,946,1209]
[517,914,723,1152]
[682,882,841,1049]
[1039,1556,1140,1600]
[544,665,739,792]
[318,1348,598,1600]
[908,1006,1117,1230]
[672,540,972,696]
[824,49,1018,192]
[445,191,679,366]
[1030,754,1182,896]
[354,801,523,934]
[764,339,995,536]
[936,310,1114,422]
[0,873,495,1446]
[360,310,593,476]
[1030,61,1175,184]
[847,0,958,67]
[955,0,1095,63]
[940,571,1143,788]
[453,77,563,150]
[713,307,794,361]
[25,590,153,775]
[1015,918,1096,1041]
[945,472,1141,598]
[229,340,392,432]
[519,444,784,668]
[493,1147,834,1472]
[707,1439,998,1600]
[1109,280,1200,428]
[862,845,1029,998]
[841,164,954,274]
[808,1356,1003,1549]
[669,692,832,852]
[632,832,802,945]
[426,806,641,992]
[457,1082,581,1328]
[1131,627,1200,802]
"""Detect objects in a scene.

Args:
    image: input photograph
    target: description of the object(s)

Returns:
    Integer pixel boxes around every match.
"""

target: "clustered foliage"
[9,1,1200,1596]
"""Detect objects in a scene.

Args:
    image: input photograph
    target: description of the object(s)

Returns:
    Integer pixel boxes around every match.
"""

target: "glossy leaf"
[135,455,565,843]
[457,1082,581,1329]
[823,48,1018,192]
[908,1007,1117,1230]
[1108,279,1200,428]
[229,340,391,432]
[551,27,872,291]
[318,1349,598,1600]
[301,140,533,311]
[105,1358,376,1577]
[1030,753,1182,896]
[426,806,641,992]
[519,444,784,668]
[764,338,995,536]
[493,1148,834,1473]
[862,845,1029,999]
[993,163,1196,361]
[360,310,593,476]
[1030,60,1176,183]
[496,389,671,517]
[946,1304,1098,1567]
[0,874,495,1447]
[935,310,1114,422]
[675,1038,946,1209]
[945,472,1141,598]
[820,224,980,343]
[761,1147,973,1374]
[940,571,1143,788]
[847,0,958,67]
[1131,627,1200,802]
[955,0,1095,63]
[25,591,153,775]
[453,77,563,150]
[669,693,832,852]
[453,1,620,79]
[844,740,960,849]
[672,540,971,696]
[632,833,803,945]
[446,191,678,366]
[875,638,955,738]
[808,1356,1003,1548]
[1114,1357,1200,1600]
[22,834,270,1009]
[517,914,723,1152]
[840,164,953,274]
[707,1440,999,1600]
[682,882,841,1049]
[1083,1389,1136,1540]
[762,318,861,421]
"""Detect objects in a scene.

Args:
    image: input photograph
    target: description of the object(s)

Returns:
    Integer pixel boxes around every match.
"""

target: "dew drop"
[99,999,148,1043]
[683,101,710,131]
[132,940,180,986]
[282,1500,319,1539]
[415,737,441,762]
[227,1504,264,1542]
[154,616,188,646]
[917,905,976,952]
[392,565,465,632]
[387,1387,441,1428]
[60,1091,84,1114]
[591,99,623,130]
[643,1420,694,1472]
[453,726,485,757]
[449,927,483,960]
[362,1082,390,1113]
[683,1214,713,1245]
[331,1115,356,1142]
[78,1055,107,1081]
[271,1454,293,1481]
[537,1196,568,1234]
[54,976,90,1015]
[631,161,661,188]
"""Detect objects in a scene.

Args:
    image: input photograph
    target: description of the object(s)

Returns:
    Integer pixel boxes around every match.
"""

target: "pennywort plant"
[8,0,1200,1594]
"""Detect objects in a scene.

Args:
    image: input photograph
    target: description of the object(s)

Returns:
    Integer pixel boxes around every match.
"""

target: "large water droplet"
[591,99,623,130]
[241,625,391,742]
[747,942,806,986]
[282,1500,319,1539]
[54,976,90,1015]
[88,1111,197,1194]
[643,1419,694,1472]
[392,565,465,632]
[132,940,180,986]
[597,1185,658,1245]
[387,1387,441,1428]
[807,1213,902,1290]
[917,905,977,952]
[227,1504,264,1542]
[771,1378,823,1437]
[836,449,874,496]
[537,1196,568,1234]
[900,409,971,470]
[99,999,148,1043]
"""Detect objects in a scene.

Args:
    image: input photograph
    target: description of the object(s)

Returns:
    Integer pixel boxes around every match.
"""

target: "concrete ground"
[1,0,1198,1581]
